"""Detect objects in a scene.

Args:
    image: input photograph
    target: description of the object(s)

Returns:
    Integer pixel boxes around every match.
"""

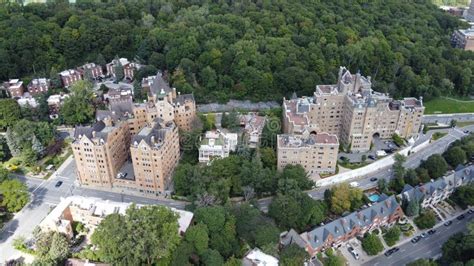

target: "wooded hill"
[0,0,473,103]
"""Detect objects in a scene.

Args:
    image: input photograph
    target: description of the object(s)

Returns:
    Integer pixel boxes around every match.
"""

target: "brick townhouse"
[60,69,83,88]
[77,63,104,80]
[27,78,50,96]
[280,195,403,258]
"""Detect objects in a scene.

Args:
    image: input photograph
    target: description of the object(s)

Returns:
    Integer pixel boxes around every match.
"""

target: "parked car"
[370,177,378,182]
[349,181,359,188]
[411,236,421,243]
[444,221,453,226]
[457,214,465,220]
[464,130,470,134]
[468,209,474,214]
[384,250,394,257]
[55,181,63,188]
[368,155,376,160]
[428,229,436,235]
[420,233,427,238]
[349,248,359,260]
[392,247,400,253]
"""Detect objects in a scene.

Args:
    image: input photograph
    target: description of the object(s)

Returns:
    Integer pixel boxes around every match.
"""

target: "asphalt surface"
[423,113,474,125]
[258,126,473,212]
[363,213,474,266]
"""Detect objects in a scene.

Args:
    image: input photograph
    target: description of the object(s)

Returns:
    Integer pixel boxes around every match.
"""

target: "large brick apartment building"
[283,67,424,152]
[72,72,196,197]
[277,133,339,174]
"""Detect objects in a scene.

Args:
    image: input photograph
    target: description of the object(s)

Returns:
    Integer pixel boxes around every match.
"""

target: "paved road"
[0,157,185,262]
[423,113,474,125]
[364,213,474,266]
[258,126,473,212]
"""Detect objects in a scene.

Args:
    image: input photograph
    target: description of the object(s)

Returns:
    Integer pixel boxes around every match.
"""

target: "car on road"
[420,233,427,238]
[457,214,465,220]
[384,247,400,256]
[370,177,378,182]
[368,155,376,160]
[411,236,422,243]
[464,130,470,134]
[468,209,474,214]
[444,220,453,226]
[428,229,436,235]
[55,181,63,188]
[348,247,359,260]
[349,181,359,188]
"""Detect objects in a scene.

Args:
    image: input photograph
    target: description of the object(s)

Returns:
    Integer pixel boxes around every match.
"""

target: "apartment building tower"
[277,133,339,175]
[283,67,424,152]
[130,119,180,195]
[452,28,474,51]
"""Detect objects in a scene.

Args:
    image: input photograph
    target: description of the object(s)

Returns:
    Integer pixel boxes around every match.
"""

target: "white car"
[350,181,359,188]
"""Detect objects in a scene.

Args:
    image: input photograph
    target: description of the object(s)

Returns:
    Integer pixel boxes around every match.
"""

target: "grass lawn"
[432,132,447,141]
[457,121,474,128]
[424,98,474,114]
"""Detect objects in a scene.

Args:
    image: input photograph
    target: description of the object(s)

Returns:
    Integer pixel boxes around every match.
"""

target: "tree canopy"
[90,204,180,265]
[361,233,384,256]
[60,80,95,125]
[2,1,470,102]
[0,99,21,130]
[0,178,29,212]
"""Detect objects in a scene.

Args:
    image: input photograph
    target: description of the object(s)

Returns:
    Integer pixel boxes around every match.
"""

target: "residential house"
[106,58,141,80]
[27,78,50,96]
[77,63,104,80]
[242,248,279,266]
[47,94,69,119]
[198,131,238,163]
[3,79,24,98]
[401,165,474,208]
[60,69,83,88]
[240,113,266,148]
[280,195,403,258]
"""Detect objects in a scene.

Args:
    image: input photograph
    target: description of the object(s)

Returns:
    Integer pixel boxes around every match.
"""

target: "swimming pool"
[368,194,381,202]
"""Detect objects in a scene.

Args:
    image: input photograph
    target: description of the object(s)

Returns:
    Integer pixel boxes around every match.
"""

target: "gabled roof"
[74,121,106,140]
[131,119,174,148]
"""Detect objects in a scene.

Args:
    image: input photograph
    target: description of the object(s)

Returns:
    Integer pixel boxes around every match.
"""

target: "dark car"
[392,247,400,253]
[384,250,393,257]
[457,214,465,220]
[444,220,453,226]
[55,181,63,188]
[370,177,378,182]
[339,156,348,161]
[464,130,470,134]
[368,155,376,160]
[468,209,474,214]
[428,229,436,235]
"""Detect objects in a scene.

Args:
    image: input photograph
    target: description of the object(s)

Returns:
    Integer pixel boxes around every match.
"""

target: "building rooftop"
[243,248,279,266]
[458,28,474,37]
[60,69,79,77]
[278,133,339,148]
[132,119,175,148]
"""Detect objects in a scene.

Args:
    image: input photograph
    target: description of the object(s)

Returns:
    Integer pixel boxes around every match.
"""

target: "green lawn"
[424,98,474,114]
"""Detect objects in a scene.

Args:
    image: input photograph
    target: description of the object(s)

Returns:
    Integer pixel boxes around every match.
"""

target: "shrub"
[383,226,401,246]
[414,211,436,229]
[361,233,384,256]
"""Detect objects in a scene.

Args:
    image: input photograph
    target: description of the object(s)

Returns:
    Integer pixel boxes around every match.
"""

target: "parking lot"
[339,137,399,163]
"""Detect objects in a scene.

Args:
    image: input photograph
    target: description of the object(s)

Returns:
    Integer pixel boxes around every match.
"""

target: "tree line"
[0,0,472,103]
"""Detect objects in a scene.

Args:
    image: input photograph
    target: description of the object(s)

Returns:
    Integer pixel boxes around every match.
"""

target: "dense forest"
[0,0,473,103]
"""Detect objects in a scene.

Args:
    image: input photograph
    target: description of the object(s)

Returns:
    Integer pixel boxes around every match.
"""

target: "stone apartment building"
[3,79,24,98]
[277,133,339,175]
[130,119,180,196]
[60,69,83,88]
[283,67,424,152]
[451,28,474,51]
[280,195,403,258]
[77,62,104,80]
[72,72,196,197]
[72,118,130,188]
[39,196,194,240]
[401,164,474,209]
[27,78,50,96]
[106,58,140,80]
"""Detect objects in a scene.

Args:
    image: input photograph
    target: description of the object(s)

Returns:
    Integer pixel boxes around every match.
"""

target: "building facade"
[451,28,474,51]
[106,58,140,80]
[72,119,130,188]
[39,196,194,239]
[199,131,238,163]
[3,79,24,98]
[47,94,69,119]
[277,133,339,175]
[78,63,103,80]
[283,67,424,152]
[130,120,180,196]
[466,0,474,21]
[60,69,83,88]
[280,195,403,258]
[27,78,50,96]
[401,165,474,209]
[240,113,266,148]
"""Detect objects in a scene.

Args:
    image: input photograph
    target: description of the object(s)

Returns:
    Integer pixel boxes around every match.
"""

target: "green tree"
[278,164,314,191]
[421,154,448,179]
[451,184,474,209]
[383,226,401,246]
[0,99,21,130]
[0,179,29,212]
[221,110,239,132]
[393,154,406,179]
[34,231,70,265]
[361,233,384,256]
[202,249,224,266]
[91,204,180,265]
[441,230,474,265]
[329,183,363,215]
[444,146,467,167]
[405,199,421,217]
[113,58,124,82]
[260,147,276,169]
[404,168,420,186]
[260,117,281,149]
[0,136,11,162]
[184,223,209,255]
[414,211,436,229]
[60,80,95,125]
[416,167,431,183]
[280,244,309,266]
